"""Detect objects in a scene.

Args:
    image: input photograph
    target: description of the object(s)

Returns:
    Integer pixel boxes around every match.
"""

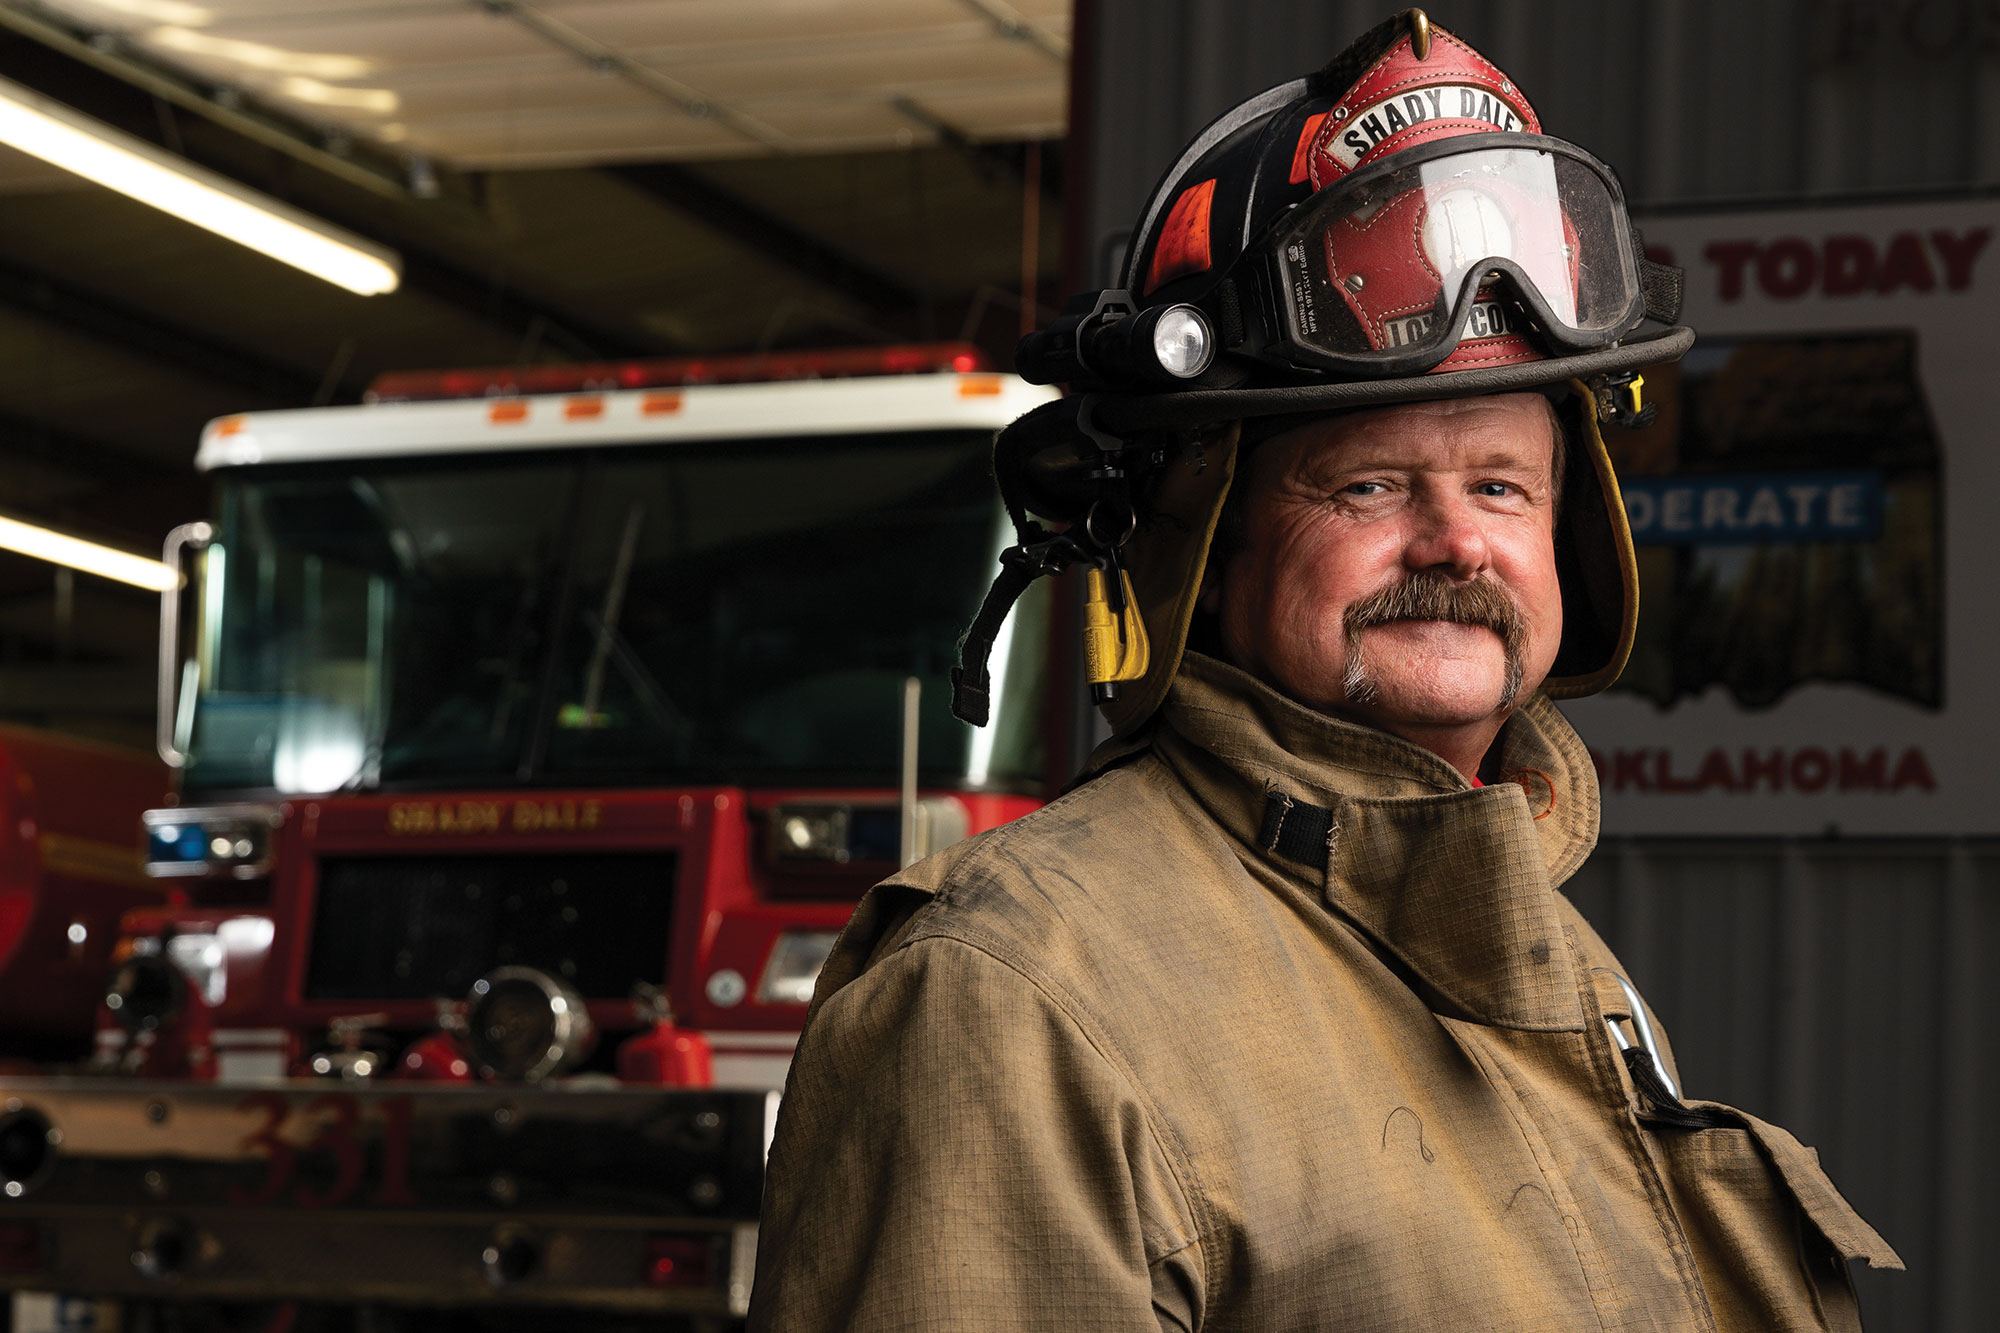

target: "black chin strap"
[951,545,1041,727]
[951,528,1086,726]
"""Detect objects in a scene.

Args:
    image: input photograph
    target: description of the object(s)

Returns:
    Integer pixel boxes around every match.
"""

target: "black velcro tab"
[1258,791,1335,871]
[1212,278,1244,347]
[1639,258,1685,324]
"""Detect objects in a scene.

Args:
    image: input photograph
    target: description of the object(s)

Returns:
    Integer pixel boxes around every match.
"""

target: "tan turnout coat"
[750,653,1901,1331]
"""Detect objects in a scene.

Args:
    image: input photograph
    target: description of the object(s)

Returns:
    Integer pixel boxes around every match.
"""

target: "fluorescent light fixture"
[148,27,372,80]
[0,75,400,294]
[0,515,179,591]
[277,77,399,114]
[79,2,218,25]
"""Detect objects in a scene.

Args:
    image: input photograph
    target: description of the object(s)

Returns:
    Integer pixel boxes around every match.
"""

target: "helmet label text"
[1329,84,1522,170]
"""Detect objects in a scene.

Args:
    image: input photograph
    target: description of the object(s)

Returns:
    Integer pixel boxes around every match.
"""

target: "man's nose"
[1402,494,1490,577]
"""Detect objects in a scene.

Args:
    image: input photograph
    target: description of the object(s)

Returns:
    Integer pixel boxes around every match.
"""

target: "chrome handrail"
[155,521,213,768]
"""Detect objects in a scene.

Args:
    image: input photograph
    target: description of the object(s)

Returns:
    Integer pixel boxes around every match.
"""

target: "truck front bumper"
[0,1079,774,1316]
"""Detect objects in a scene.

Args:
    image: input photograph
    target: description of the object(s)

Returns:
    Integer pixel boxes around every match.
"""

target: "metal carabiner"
[1592,968,1680,1102]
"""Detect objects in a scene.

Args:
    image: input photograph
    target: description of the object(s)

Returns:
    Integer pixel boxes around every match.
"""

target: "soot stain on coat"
[1506,1183,1551,1213]
[1529,941,1552,965]
[1506,1183,1580,1236]
[1381,1106,1436,1163]
[991,846,1088,921]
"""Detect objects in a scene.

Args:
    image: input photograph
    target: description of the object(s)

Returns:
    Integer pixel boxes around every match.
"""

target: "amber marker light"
[0,75,400,295]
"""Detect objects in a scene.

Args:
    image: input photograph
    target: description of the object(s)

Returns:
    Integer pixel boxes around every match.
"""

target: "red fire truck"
[0,727,166,1060]
[0,346,1062,1330]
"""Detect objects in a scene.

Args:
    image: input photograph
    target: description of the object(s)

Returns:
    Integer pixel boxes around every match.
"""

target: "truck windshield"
[178,430,1049,796]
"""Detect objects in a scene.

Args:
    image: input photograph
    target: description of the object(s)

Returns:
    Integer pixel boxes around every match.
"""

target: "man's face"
[1209,394,1564,749]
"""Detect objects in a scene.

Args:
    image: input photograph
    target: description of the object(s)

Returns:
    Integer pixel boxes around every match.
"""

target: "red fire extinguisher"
[615,983,714,1087]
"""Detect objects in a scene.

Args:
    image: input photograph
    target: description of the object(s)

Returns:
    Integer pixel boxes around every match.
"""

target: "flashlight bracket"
[1074,395,1131,476]
[1017,289,1135,388]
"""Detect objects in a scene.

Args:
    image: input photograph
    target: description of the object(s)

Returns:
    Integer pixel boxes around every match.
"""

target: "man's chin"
[1343,653,1521,730]
[1358,696,1514,735]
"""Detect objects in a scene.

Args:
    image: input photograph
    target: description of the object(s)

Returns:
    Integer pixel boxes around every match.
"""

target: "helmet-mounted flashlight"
[1017,291,1214,390]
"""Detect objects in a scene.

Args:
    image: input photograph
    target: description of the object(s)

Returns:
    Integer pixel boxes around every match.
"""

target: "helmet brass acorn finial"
[1402,8,1433,59]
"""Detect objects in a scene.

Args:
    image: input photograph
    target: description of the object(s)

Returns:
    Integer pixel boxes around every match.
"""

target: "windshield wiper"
[580,504,645,722]
[576,608,689,741]
[567,502,689,742]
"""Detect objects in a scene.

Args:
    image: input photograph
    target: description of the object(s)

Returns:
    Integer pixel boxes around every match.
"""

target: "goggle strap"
[1210,277,1247,350]
[1639,256,1685,324]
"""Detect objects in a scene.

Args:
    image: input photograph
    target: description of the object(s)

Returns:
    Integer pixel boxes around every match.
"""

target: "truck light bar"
[365,342,991,403]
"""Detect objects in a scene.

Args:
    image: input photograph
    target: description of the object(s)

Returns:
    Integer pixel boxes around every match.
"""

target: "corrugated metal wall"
[1076,4,2000,1329]
[1565,839,1999,1332]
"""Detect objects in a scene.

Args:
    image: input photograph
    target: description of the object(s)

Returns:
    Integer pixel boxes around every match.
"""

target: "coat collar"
[1147,652,1601,1032]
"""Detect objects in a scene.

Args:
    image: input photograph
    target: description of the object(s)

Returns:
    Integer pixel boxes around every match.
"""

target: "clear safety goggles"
[1249,133,1646,375]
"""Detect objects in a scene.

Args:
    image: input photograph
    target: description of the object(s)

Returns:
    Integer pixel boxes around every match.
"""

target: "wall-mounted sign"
[1561,198,1995,835]
[1620,469,1886,545]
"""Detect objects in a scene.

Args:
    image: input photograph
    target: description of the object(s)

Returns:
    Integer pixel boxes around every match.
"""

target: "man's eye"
[1473,482,1517,498]
[1340,481,1386,497]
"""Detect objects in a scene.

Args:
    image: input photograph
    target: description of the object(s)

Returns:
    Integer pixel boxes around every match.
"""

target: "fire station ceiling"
[0,0,1069,744]
[22,0,1069,166]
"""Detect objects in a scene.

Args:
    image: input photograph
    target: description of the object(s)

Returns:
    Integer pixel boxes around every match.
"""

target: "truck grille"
[305,853,676,1000]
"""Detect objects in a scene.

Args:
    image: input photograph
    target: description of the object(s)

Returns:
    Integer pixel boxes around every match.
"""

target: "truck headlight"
[142,804,281,879]
[765,799,967,868]
[757,931,841,1005]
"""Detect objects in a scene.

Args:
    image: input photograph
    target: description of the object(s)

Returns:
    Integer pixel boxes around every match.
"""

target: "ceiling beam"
[0,252,322,404]
[607,162,922,315]
[483,0,790,154]
[954,0,1072,64]
[387,232,660,360]
[0,404,180,486]
[889,97,1050,185]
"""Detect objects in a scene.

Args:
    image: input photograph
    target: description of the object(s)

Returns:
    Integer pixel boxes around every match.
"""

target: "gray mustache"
[1340,571,1528,707]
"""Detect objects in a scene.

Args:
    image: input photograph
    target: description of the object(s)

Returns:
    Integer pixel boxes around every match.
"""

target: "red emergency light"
[366,343,991,404]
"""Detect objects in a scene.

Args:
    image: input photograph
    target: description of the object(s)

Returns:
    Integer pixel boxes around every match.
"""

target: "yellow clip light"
[1624,374,1646,418]
[1083,567,1151,690]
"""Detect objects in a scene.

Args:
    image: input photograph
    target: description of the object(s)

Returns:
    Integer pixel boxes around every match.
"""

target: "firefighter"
[751,12,1901,1330]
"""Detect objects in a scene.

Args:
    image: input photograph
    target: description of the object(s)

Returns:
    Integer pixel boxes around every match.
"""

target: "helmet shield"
[1261,136,1644,373]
